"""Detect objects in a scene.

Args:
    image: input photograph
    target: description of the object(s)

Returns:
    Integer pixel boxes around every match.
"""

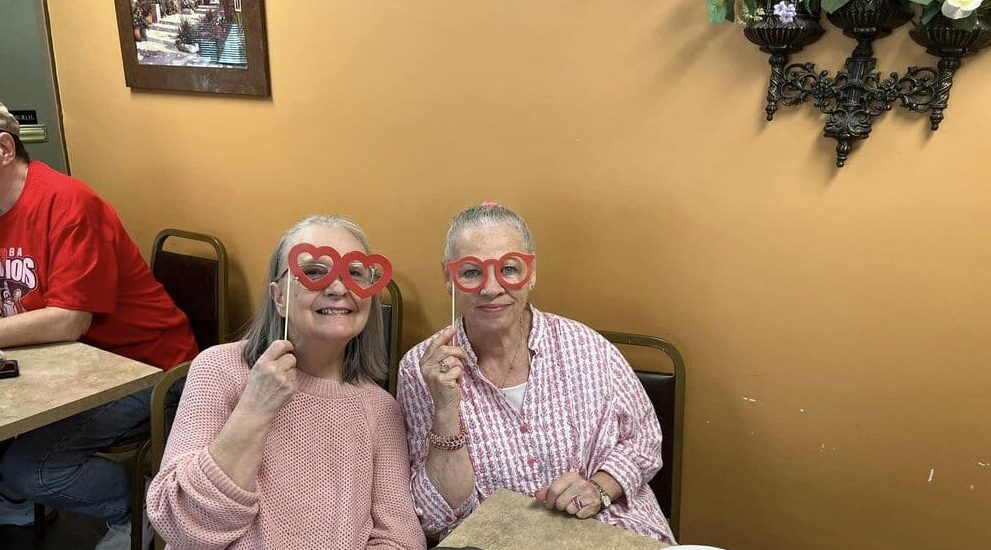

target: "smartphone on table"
[0,359,19,378]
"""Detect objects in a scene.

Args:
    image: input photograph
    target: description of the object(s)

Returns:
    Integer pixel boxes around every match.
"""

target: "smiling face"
[270,224,372,346]
[448,223,536,337]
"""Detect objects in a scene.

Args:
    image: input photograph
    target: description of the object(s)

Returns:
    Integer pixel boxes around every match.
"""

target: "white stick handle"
[283,277,292,341]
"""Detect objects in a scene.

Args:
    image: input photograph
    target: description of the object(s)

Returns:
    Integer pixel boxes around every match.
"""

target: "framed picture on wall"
[113,0,270,96]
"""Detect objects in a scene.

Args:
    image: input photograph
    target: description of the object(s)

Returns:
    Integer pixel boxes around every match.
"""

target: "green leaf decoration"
[707,0,729,23]
[723,0,736,22]
[951,15,978,31]
[821,0,853,12]
[920,2,942,24]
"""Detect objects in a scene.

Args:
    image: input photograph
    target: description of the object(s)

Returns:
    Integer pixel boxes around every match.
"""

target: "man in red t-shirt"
[0,101,198,548]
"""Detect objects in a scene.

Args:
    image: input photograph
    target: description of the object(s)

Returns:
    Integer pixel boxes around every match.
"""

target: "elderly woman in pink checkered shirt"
[397,204,675,544]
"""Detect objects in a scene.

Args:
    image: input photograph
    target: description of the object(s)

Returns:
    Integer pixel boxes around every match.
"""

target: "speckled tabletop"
[440,489,669,550]
[0,342,162,441]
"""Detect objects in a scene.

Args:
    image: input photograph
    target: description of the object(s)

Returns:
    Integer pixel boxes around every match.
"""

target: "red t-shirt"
[0,161,198,370]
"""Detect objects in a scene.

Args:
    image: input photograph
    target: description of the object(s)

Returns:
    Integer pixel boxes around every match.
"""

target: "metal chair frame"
[598,330,685,540]
[382,279,404,396]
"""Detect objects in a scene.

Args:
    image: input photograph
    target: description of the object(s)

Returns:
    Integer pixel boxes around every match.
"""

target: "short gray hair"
[240,215,387,384]
[444,204,535,261]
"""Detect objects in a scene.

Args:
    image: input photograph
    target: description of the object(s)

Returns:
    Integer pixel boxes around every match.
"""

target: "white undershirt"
[500,381,527,413]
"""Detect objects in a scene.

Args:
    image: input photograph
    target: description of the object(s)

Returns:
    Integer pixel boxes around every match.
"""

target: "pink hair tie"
[480,201,499,208]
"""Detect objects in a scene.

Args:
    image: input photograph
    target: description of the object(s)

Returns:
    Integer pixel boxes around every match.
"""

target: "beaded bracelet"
[427,423,468,451]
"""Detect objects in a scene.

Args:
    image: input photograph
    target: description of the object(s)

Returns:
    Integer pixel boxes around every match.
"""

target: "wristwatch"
[587,478,611,510]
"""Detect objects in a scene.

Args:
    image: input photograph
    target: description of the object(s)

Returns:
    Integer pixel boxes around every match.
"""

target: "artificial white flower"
[773,1,798,24]
[942,0,983,20]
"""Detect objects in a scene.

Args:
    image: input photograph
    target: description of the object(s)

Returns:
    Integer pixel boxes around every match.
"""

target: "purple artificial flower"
[773,1,798,24]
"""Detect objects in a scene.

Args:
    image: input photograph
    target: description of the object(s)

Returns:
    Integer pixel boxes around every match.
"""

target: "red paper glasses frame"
[280,243,393,299]
[445,251,535,293]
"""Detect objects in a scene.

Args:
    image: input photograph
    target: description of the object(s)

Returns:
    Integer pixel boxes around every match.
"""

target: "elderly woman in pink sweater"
[147,215,425,550]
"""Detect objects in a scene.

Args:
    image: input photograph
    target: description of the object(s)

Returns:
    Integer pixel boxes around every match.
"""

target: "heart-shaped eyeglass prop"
[288,243,344,292]
[282,243,396,340]
[338,251,394,299]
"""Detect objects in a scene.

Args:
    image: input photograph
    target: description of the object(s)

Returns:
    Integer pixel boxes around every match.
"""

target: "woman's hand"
[208,340,297,491]
[534,470,602,519]
[238,340,297,419]
[419,326,470,416]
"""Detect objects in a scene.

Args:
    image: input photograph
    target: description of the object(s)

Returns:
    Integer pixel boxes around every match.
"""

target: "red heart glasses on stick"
[280,243,394,340]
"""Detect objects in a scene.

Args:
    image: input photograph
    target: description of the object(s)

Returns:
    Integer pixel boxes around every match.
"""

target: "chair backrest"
[598,330,685,540]
[150,361,191,472]
[150,229,229,350]
[378,280,404,396]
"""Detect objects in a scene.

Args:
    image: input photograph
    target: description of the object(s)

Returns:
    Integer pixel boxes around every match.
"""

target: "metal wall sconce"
[725,0,991,167]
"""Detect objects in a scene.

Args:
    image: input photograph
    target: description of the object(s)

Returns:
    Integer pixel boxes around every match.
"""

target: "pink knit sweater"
[147,342,426,550]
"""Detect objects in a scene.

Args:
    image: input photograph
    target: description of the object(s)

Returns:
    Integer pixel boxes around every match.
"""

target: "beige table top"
[440,489,669,550]
[0,342,163,441]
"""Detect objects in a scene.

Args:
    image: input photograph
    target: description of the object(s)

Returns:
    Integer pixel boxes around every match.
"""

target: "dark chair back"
[378,280,404,395]
[598,330,685,540]
[150,229,229,350]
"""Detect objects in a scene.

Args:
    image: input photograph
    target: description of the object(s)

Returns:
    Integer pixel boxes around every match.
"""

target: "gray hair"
[240,215,387,384]
[444,204,535,261]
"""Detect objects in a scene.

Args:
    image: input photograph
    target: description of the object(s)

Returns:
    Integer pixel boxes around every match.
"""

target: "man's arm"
[0,307,92,348]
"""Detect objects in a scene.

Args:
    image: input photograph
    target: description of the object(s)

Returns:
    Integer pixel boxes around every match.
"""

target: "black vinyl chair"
[598,330,685,541]
[378,280,404,396]
[33,229,229,550]
[141,229,228,550]
[150,228,229,350]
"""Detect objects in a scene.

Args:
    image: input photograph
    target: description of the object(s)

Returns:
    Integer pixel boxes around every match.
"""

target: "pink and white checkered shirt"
[397,307,675,544]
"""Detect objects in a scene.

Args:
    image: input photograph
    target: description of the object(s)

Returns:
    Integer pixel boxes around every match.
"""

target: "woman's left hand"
[534,470,601,519]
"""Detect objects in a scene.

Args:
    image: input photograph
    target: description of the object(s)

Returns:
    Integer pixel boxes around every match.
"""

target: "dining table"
[0,341,163,441]
[439,488,670,550]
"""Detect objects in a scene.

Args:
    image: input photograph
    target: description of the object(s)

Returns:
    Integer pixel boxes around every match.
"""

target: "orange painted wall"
[45,1,990,548]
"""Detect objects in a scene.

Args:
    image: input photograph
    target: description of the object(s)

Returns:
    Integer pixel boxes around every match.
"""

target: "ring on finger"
[571,496,584,512]
[438,360,452,373]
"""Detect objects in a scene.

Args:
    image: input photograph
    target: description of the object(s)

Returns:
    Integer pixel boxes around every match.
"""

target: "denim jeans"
[0,385,178,525]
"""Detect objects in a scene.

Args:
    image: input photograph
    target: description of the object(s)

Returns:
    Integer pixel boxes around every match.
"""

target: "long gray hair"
[443,203,535,261]
[240,215,387,384]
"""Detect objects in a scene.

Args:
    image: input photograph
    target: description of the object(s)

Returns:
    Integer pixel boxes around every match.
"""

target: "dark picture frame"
[113,0,270,96]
